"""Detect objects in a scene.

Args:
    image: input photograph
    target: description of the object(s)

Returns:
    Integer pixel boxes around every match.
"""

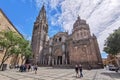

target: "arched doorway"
[54,49,62,65]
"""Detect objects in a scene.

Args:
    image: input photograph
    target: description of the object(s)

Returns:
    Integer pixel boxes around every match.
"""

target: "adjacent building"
[0,9,23,68]
[32,5,103,68]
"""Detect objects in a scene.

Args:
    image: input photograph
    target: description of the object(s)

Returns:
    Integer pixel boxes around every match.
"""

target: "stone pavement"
[0,67,120,80]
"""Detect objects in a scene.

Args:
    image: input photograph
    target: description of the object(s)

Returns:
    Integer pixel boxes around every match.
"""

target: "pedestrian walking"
[28,64,31,72]
[79,64,83,78]
[34,64,38,74]
[75,64,79,77]
[31,65,34,71]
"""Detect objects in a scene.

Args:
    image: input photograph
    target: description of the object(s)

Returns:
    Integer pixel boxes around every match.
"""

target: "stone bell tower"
[31,5,48,64]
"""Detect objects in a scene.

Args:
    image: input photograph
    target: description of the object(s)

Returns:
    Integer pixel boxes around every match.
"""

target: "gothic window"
[59,37,62,42]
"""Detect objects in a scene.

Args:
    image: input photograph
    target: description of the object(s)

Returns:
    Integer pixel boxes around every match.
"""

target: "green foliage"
[0,30,32,70]
[0,30,22,70]
[18,38,32,60]
[104,28,120,55]
[0,31,20,48]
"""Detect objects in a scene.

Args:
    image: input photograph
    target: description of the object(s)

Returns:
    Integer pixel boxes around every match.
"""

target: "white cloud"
[35,0,120,52]
[50,0,60,9]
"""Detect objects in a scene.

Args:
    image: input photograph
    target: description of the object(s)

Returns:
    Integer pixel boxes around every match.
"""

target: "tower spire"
[37,4,47,24]
[32,4,48,64]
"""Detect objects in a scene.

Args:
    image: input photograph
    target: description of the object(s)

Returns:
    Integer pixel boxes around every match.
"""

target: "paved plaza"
[0,67,120,80]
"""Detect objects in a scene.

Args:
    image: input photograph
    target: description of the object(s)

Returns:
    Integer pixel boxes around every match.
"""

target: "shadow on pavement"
[72,75,81,79]
[101,72,120,79]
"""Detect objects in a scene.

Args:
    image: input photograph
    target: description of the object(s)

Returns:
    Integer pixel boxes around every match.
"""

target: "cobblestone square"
[0,67,120,80]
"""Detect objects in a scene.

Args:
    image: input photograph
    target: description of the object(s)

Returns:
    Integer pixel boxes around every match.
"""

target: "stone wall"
[0,9,23,68]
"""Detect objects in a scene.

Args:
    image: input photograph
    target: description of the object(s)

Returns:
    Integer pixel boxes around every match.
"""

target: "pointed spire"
[41,4,45,12]
[38,4,46,17]
[37,4,47,23]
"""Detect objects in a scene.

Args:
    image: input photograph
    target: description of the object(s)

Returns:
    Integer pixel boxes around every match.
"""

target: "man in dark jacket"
[79,64,83,77]
[75,65,79,77]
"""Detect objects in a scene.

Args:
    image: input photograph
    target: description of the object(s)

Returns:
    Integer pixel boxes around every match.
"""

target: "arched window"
[59,37,62,42]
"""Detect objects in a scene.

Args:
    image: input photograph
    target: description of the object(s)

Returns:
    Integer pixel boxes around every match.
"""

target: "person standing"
[28,64,31,72]
[34,64,38,74]
[79,64,83,78]
[75,65,79,77]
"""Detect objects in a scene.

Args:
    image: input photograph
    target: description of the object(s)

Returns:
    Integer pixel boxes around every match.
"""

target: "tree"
[104,28,120,56]
[0,30,32,71]
[0,30,22,70]
[104,28,120,66]
[18,37,32,64]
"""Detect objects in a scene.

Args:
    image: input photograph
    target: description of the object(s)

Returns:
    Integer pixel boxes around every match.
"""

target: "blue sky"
[0,0,63,37]
[0,0,36,37]
[0,0,120,58]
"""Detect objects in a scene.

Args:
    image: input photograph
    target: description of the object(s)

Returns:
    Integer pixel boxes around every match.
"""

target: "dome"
[73,16,89,31]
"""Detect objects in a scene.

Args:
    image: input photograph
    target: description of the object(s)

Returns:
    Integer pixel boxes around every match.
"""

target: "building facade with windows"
[32,5,103,68]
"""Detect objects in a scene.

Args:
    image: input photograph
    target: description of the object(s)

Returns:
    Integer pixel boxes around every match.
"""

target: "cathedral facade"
[32,5,103,68]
